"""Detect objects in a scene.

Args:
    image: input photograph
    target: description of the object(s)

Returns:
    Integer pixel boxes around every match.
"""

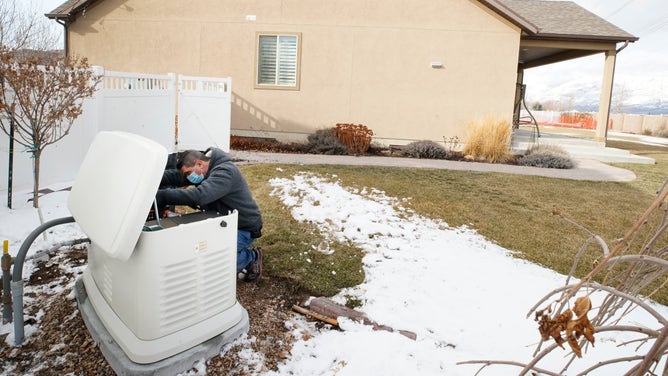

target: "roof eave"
[523,33,639,44]
[45,13,70,20]
[45,0,99,21]
[478,0,540,34]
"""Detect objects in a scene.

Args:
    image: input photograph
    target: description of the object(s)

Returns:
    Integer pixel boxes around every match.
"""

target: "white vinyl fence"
[0,68,231,198]
[177,74,232,151]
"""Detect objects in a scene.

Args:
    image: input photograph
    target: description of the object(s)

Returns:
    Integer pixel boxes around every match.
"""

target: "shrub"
[230,136,308,153]
[335,123,373,155]
[230,136,281,151]
[443,136,461,154]
[462,116,512,163]
[306,128,350,155]
[366,141,386,156]
[518,144,574,169]
[404,140,451,159]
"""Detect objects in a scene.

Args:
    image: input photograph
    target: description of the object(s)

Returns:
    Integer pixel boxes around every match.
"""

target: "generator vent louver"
[100,263,113,302]
[157,249,236,333]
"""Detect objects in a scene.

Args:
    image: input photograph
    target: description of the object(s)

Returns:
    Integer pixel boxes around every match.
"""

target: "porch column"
[513,70,525,127]
[596,48,617,144]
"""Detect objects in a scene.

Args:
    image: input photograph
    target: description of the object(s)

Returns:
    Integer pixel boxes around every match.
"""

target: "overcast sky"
[34,0,667,108]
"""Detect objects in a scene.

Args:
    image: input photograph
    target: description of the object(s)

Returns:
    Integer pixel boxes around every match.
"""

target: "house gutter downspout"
[53,18,69,57]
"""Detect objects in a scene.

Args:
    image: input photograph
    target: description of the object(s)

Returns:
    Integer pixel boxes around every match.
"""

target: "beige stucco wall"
[66,0,521,144]
[642,114,668,135]
[610,113,668,135]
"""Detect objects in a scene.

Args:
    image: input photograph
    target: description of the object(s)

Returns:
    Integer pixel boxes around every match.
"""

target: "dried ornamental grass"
[462,116,512,163]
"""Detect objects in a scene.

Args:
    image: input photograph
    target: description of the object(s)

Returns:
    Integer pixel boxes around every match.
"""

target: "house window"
[256,33,301,89]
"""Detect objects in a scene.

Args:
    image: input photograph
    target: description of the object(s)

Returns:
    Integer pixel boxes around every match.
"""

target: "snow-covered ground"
[1,171,667,375]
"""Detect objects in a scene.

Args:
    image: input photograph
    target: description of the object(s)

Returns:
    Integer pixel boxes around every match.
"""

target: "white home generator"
[69,131,248,374]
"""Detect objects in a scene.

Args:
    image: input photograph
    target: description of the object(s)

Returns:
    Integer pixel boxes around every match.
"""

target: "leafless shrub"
[335,123,373,156]
[460,179,668,375]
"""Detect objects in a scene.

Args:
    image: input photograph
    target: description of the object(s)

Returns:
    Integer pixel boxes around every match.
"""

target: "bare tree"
[562,94,576,112]
[0,0,60,51]
[0,47,101,207]
[612,82,628,114]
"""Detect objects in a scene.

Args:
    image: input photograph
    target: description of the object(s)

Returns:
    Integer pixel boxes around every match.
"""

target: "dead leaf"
[535,296,595,357]
[566,333,582,357]
[569,315,596,346]
[537,309,571,348]
[573,296,591,318]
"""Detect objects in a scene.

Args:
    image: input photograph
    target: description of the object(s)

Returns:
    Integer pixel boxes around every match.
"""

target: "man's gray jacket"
[157,148,263,236]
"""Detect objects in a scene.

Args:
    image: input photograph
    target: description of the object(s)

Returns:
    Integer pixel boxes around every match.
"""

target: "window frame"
[254,32,302,90]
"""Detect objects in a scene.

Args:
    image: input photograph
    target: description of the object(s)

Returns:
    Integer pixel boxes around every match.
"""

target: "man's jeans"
[236,230,256,272]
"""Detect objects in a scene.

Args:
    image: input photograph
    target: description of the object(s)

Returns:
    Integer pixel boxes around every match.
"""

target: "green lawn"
[241,139,668,303]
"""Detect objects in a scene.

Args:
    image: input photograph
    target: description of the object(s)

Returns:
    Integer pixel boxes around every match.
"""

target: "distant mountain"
[526,75,668,115]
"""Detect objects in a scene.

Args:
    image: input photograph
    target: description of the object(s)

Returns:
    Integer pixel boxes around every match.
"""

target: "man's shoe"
[243,247,263,282]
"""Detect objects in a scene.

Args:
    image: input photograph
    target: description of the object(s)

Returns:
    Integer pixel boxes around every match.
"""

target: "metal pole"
[2,240,12,323]
[174,73,179,152]
[7,116,14,209]
[11,216,75,345]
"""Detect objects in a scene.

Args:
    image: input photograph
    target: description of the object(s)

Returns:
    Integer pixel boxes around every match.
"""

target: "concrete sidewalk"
[512,127,657,165]
[230,150,637,182]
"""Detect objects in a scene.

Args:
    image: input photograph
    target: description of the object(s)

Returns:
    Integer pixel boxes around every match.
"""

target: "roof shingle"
[499,0,638,41]
[45,0,95,19]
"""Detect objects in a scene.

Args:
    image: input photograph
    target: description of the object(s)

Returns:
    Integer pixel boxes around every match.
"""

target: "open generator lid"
[68,131,168,261]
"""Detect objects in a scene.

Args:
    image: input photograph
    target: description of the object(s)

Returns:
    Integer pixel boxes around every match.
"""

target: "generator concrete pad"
[74,278,249,375]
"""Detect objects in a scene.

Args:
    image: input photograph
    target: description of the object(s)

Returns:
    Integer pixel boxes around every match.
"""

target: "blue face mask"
[187,169,204,184]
